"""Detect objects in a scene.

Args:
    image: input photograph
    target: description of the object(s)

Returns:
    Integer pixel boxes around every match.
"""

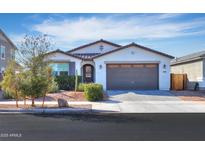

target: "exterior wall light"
[99,64,102,69]
[163,64,166,69]
[163,64,167,73]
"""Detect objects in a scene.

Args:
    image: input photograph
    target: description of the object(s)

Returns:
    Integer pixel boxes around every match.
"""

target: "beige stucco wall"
[171,60,203,81]
[171,59,205,89]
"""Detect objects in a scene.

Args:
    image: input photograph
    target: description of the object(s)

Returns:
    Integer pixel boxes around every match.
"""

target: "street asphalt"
[1,113,205,141]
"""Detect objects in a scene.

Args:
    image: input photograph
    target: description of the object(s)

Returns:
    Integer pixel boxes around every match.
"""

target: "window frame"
[0,45,6,60]
[49,62,69,76]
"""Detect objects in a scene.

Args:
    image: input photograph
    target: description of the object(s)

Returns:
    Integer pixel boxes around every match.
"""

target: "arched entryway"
[83,64,94,83]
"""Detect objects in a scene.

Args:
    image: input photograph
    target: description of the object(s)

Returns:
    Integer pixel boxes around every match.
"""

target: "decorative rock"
[57,99,68,108]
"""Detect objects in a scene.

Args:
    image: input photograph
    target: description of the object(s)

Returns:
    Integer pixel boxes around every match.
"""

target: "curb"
[0,108,92,114]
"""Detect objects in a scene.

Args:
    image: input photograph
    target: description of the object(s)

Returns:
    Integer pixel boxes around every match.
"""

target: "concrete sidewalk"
[1,100,205,113]
[0,100,119,113]
[0,101,93,114]
[116,101,205,113]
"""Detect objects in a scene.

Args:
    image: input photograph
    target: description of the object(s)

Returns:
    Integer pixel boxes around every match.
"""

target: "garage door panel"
[107,64,158,90]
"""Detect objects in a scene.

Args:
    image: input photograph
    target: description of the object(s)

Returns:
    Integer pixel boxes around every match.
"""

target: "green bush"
[84,83,103,101]
[78,83,87,92]
[48,78,59,93]
[2,91,14,99]
[54,75,82,90]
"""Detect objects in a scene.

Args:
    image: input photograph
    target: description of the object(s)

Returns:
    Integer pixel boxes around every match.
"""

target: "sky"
[0,13,205,57]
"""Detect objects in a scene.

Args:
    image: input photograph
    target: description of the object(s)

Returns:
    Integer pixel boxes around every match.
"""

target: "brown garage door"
[106,64,159,90]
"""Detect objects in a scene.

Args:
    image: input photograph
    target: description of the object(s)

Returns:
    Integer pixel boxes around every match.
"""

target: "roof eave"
[171,57,203,66]
[45,49,83,60]
[93,43,174,59]
[133,43,174,59]
[0,29,17,50]
[67,39,121,53]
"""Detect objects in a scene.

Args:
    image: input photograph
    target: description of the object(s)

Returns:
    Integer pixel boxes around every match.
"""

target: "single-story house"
[45,39,174,90]
[171,50,205,90]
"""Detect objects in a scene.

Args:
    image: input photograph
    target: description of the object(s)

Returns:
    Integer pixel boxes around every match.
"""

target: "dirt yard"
[171,90,205,101]
[45,91,86,102]
[0,90,86,102]
[0,90,89,109]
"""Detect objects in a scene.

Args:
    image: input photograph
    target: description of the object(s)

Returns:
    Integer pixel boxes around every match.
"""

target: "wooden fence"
[170,73,187,90]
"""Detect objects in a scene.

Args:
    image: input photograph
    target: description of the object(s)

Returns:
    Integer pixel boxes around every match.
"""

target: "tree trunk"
[24,97,26,106]
[16,99,18,108]
[42,94,46,108]
[15,90,18,108]
[31,98,35,106]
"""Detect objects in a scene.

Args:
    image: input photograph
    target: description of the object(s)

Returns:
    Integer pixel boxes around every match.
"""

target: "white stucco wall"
[45,52,82,75]
[94,46,172,90]
[70,42,119,54]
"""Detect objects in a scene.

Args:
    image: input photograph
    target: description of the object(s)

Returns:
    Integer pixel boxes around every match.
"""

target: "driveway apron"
[106,90,205,113]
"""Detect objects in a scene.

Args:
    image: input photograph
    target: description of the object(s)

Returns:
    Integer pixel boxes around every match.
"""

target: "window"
[0,45,5,59]
[145,64,157,68]
[120,64,132,68]
[52,71,58,76]
[108,64,120,68]
[49,63,69,76]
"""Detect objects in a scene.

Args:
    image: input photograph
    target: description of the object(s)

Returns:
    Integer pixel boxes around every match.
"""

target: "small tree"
[41,67,53,107]
[16,34,53,106]
[16,34,51,71]
[18,71,31,105]
[18,70,52,107]
[0,61,22,107]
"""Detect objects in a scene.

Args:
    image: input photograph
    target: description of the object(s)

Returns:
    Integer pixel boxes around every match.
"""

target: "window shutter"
[69,62,76,75]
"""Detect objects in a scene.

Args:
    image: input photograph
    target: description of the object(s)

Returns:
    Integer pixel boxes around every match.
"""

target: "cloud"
[19,14,205,49]
[158,13,183,19]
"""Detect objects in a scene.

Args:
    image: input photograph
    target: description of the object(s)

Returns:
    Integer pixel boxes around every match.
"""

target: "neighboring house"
[171,50,205,90]
[46,39,174,90]
[0,29,17,79]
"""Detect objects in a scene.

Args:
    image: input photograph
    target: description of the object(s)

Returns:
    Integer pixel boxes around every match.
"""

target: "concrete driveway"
[99,90,205,113]
[107,90,180,101]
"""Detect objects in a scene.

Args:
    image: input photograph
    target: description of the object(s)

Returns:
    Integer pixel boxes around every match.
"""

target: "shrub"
[0,61,22,103]
[78,83,87,92]
[84,83,103,101]
[2,91,14,99]
[48,78,59,93]
[54,75,82,90]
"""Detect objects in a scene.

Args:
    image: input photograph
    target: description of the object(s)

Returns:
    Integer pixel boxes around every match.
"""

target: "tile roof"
[73,53,101,59]
[66,39,121,53]
[45,49,83,60]
[46,41,174,61]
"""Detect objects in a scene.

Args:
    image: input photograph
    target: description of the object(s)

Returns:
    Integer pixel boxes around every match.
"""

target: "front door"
[83,64,94,83]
